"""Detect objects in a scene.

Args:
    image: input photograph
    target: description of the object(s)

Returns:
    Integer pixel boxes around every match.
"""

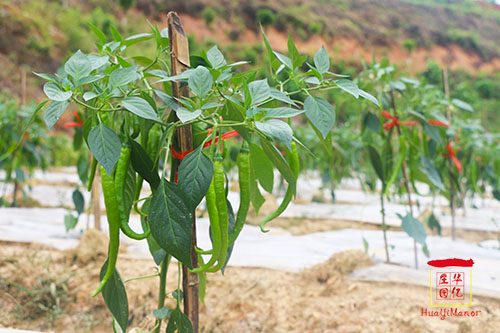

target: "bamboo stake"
[168,12,199,332]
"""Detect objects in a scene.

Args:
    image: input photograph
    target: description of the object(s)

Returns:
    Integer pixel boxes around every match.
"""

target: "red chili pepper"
[428,120,449,127]
[64,110,84,128]
[381,111,418,130]
[442,143,462,172]
[171,130,240,160]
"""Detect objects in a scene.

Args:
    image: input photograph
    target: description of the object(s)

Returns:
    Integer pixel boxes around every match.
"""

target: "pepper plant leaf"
[178,146,214,211]
[99,261,129,333]
[149,179,193,268]
[87,123,121,176]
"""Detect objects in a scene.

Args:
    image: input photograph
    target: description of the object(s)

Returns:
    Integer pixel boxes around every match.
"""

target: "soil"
[1,234,499,333]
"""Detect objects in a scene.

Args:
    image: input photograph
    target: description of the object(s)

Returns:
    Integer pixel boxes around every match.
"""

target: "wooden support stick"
[168,11,199,332]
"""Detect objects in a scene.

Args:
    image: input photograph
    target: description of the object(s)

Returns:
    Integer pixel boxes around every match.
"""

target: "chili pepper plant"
[356,58,472,266]
[31,21,377,331]
[0,98,50,207]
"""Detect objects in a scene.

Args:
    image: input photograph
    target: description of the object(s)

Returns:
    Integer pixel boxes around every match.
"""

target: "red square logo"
[436,272,465,300]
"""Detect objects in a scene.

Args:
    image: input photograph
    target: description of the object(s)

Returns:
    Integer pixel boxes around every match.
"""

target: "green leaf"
[83,91,98,101]
[78,75,105,86]
[149,179,193,268]
[260,25,276,65]
[427,213,441,235]
[166,307,193,333]
[44,100,69,130]
[262,107,303,119]
[88,23,107,45]
[389,80,406,91]
[188,66,213,98]
[207,45,226,69]
[269,88,296,106]
[155,90,179,111]
[419,156,445,191]
[314,46,329,74]
[109,66,140,88]
[304,96,335,139]
[399,213,427,245]
[130,140,160,189]
[99,261,129,333]
[123,32,153,46]
[273,51,293,69]
[363,112,380,133]
[110,25,122,41]
[451,98,473,112]
[87,55,109,71]
[359,89,380,106]
[72,189,85,215]
[422,122,442,144]
[43,82,72,101]
[142,200,168,264]
[362,237,369,254]
[249,143,274,193]
[64,50,92,83]
[259,137,295,185]
[153,307,172,319]
[367,146,384,182]
[178,146,214,211]
[256,120,293,151]
[287,34,304,70]
[121,97,158,121]
[176,108,201,123]
[335,79,359,98]
[248,79,271,105]
[64,214,78,232]
[422,243,430,258]
[34,72,59,83]
[87,124,121,176]
[172,289,184,302]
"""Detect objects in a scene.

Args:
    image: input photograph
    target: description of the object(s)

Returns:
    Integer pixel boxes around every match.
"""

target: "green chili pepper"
[206,154,229,272]
[114,145,150,240]
[228,142,250,245]
[147,125,161,161]
[384,135,406,198]
[87,156,97,192]
[93,166,120,296]
[260,141,299,232]
[190,177,221,273]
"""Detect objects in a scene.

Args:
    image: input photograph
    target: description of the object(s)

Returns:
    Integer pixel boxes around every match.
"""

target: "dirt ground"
[1,231,500,333]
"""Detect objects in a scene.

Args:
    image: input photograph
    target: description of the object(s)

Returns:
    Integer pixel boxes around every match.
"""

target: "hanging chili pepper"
[93,166,120,296]
[443,142,462,172]
[114,145,150,240]
[229,142,251,245]
[260,141,300,232]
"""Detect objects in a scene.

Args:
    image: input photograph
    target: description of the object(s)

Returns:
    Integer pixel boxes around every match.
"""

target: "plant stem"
[124,273,160,284]
[391,90,418,269]
[380,191,390,263]
[154,255,171,333]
